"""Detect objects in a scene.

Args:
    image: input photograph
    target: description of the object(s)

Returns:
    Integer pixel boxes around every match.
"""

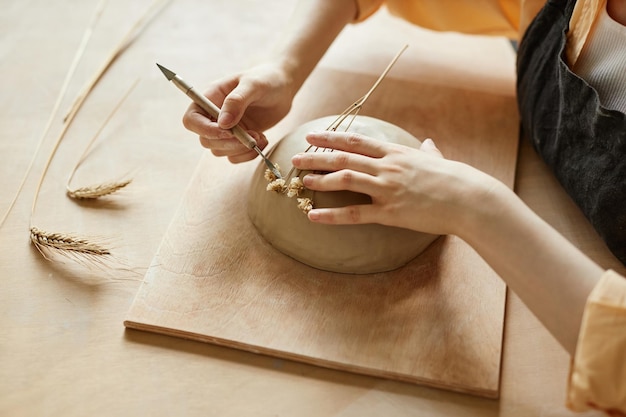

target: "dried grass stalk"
[64,0,172,121]
[282,45,408,184]
[0,0,108,229]
[326,44,408,132]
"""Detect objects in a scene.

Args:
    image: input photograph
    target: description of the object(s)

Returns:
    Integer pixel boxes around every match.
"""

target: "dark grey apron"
[517,0,626,264]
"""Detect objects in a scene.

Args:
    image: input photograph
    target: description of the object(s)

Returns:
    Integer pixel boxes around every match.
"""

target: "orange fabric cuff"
[352,0,384,22]
[567,269,626,415]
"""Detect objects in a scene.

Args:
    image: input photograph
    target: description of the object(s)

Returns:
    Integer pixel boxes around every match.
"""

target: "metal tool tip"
[264,158,282,179]
[156,63,175,81]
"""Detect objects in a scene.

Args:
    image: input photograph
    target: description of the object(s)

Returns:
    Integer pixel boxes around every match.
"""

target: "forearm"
[459,180,603,355]
[270,0,357,92]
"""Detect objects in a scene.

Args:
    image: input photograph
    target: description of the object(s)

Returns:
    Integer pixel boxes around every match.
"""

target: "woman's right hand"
[182,62,296,163]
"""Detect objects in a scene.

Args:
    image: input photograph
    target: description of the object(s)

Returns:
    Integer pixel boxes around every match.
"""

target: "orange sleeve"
[567,269,626,415]
[352,0,546,40]
[352,0,385,22]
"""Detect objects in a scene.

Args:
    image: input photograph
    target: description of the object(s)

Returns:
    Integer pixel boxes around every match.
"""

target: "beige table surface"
[2,1,624,416]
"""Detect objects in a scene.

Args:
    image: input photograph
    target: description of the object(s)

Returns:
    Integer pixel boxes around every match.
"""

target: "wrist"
[452,169,513,243]
[274,55,304,95]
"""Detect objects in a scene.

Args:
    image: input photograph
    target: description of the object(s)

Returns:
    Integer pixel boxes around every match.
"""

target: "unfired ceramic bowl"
[247,115,439,274]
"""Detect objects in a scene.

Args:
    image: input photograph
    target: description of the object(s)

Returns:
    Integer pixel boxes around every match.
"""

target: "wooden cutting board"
[125,67,519,399]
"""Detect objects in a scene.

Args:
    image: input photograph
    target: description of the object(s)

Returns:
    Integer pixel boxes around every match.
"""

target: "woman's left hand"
[291,131,499,237]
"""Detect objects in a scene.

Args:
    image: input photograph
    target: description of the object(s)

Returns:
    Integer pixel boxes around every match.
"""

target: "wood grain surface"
[125,67,519,398]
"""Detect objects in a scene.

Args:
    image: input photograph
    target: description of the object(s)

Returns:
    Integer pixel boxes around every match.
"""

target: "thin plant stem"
[28,0,172,261]
[66,79,139,196]
[283,45,408,181]
[63,0,172,121]
[31,0,171,222]
[0,0,108,229]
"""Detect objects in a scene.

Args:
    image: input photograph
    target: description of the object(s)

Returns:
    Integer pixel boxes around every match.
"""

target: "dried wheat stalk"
[0,0,108,229]
[66,79,138,200]
[63,0,172,122]
[29,0,171,261]
[326,45,408,134]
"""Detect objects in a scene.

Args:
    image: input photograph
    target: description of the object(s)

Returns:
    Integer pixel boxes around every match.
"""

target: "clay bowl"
[247,115,439,274]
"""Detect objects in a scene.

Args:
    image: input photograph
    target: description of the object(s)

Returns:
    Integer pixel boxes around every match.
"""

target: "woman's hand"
[182,63,295,163]
[293,130,605,355]
[291,131,500,237]
[182,0,357,164]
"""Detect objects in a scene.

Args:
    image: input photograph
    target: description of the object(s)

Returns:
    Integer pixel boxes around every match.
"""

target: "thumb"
[420,138,443,158]
[218,82,259,129]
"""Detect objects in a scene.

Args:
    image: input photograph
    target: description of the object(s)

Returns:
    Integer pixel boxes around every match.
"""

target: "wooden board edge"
[123,318,500,400]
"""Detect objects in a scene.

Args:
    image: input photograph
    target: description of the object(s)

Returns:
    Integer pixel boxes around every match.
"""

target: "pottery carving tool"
[156,63,282,179]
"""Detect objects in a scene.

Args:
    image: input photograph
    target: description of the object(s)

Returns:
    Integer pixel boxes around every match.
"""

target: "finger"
[183,104,232,139]
[307,204,378,225]
[200,128,267,151]
[199,136,245,152]
[420,138,444,158]
[247,130,269,150]
[305,131,388,158]
[225,135,268,164]
[301,171,381,196]
[209,130,267,153]
[208,131,269,161]
[291,149,379,175]
[226,132,268,162]
[218,81,262,129]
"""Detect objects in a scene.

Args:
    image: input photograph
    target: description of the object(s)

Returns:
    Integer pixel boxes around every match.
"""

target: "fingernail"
[218,111,234,128]
[306,131,323,140]
[219,129,231,139]
[308,210,320,221]
[302,174,314,186]
[291,154,301,166]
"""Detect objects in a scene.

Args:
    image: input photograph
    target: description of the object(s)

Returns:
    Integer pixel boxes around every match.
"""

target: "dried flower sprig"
[287,177,304,198]
[297,198,313,214]
[262,45,408,216]
[267,178,287,193]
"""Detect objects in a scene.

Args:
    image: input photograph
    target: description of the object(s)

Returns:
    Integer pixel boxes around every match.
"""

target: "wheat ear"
[66,180,133,200]
[30,227,111,258]
[66,80,138,200]
[30,0,171,260]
